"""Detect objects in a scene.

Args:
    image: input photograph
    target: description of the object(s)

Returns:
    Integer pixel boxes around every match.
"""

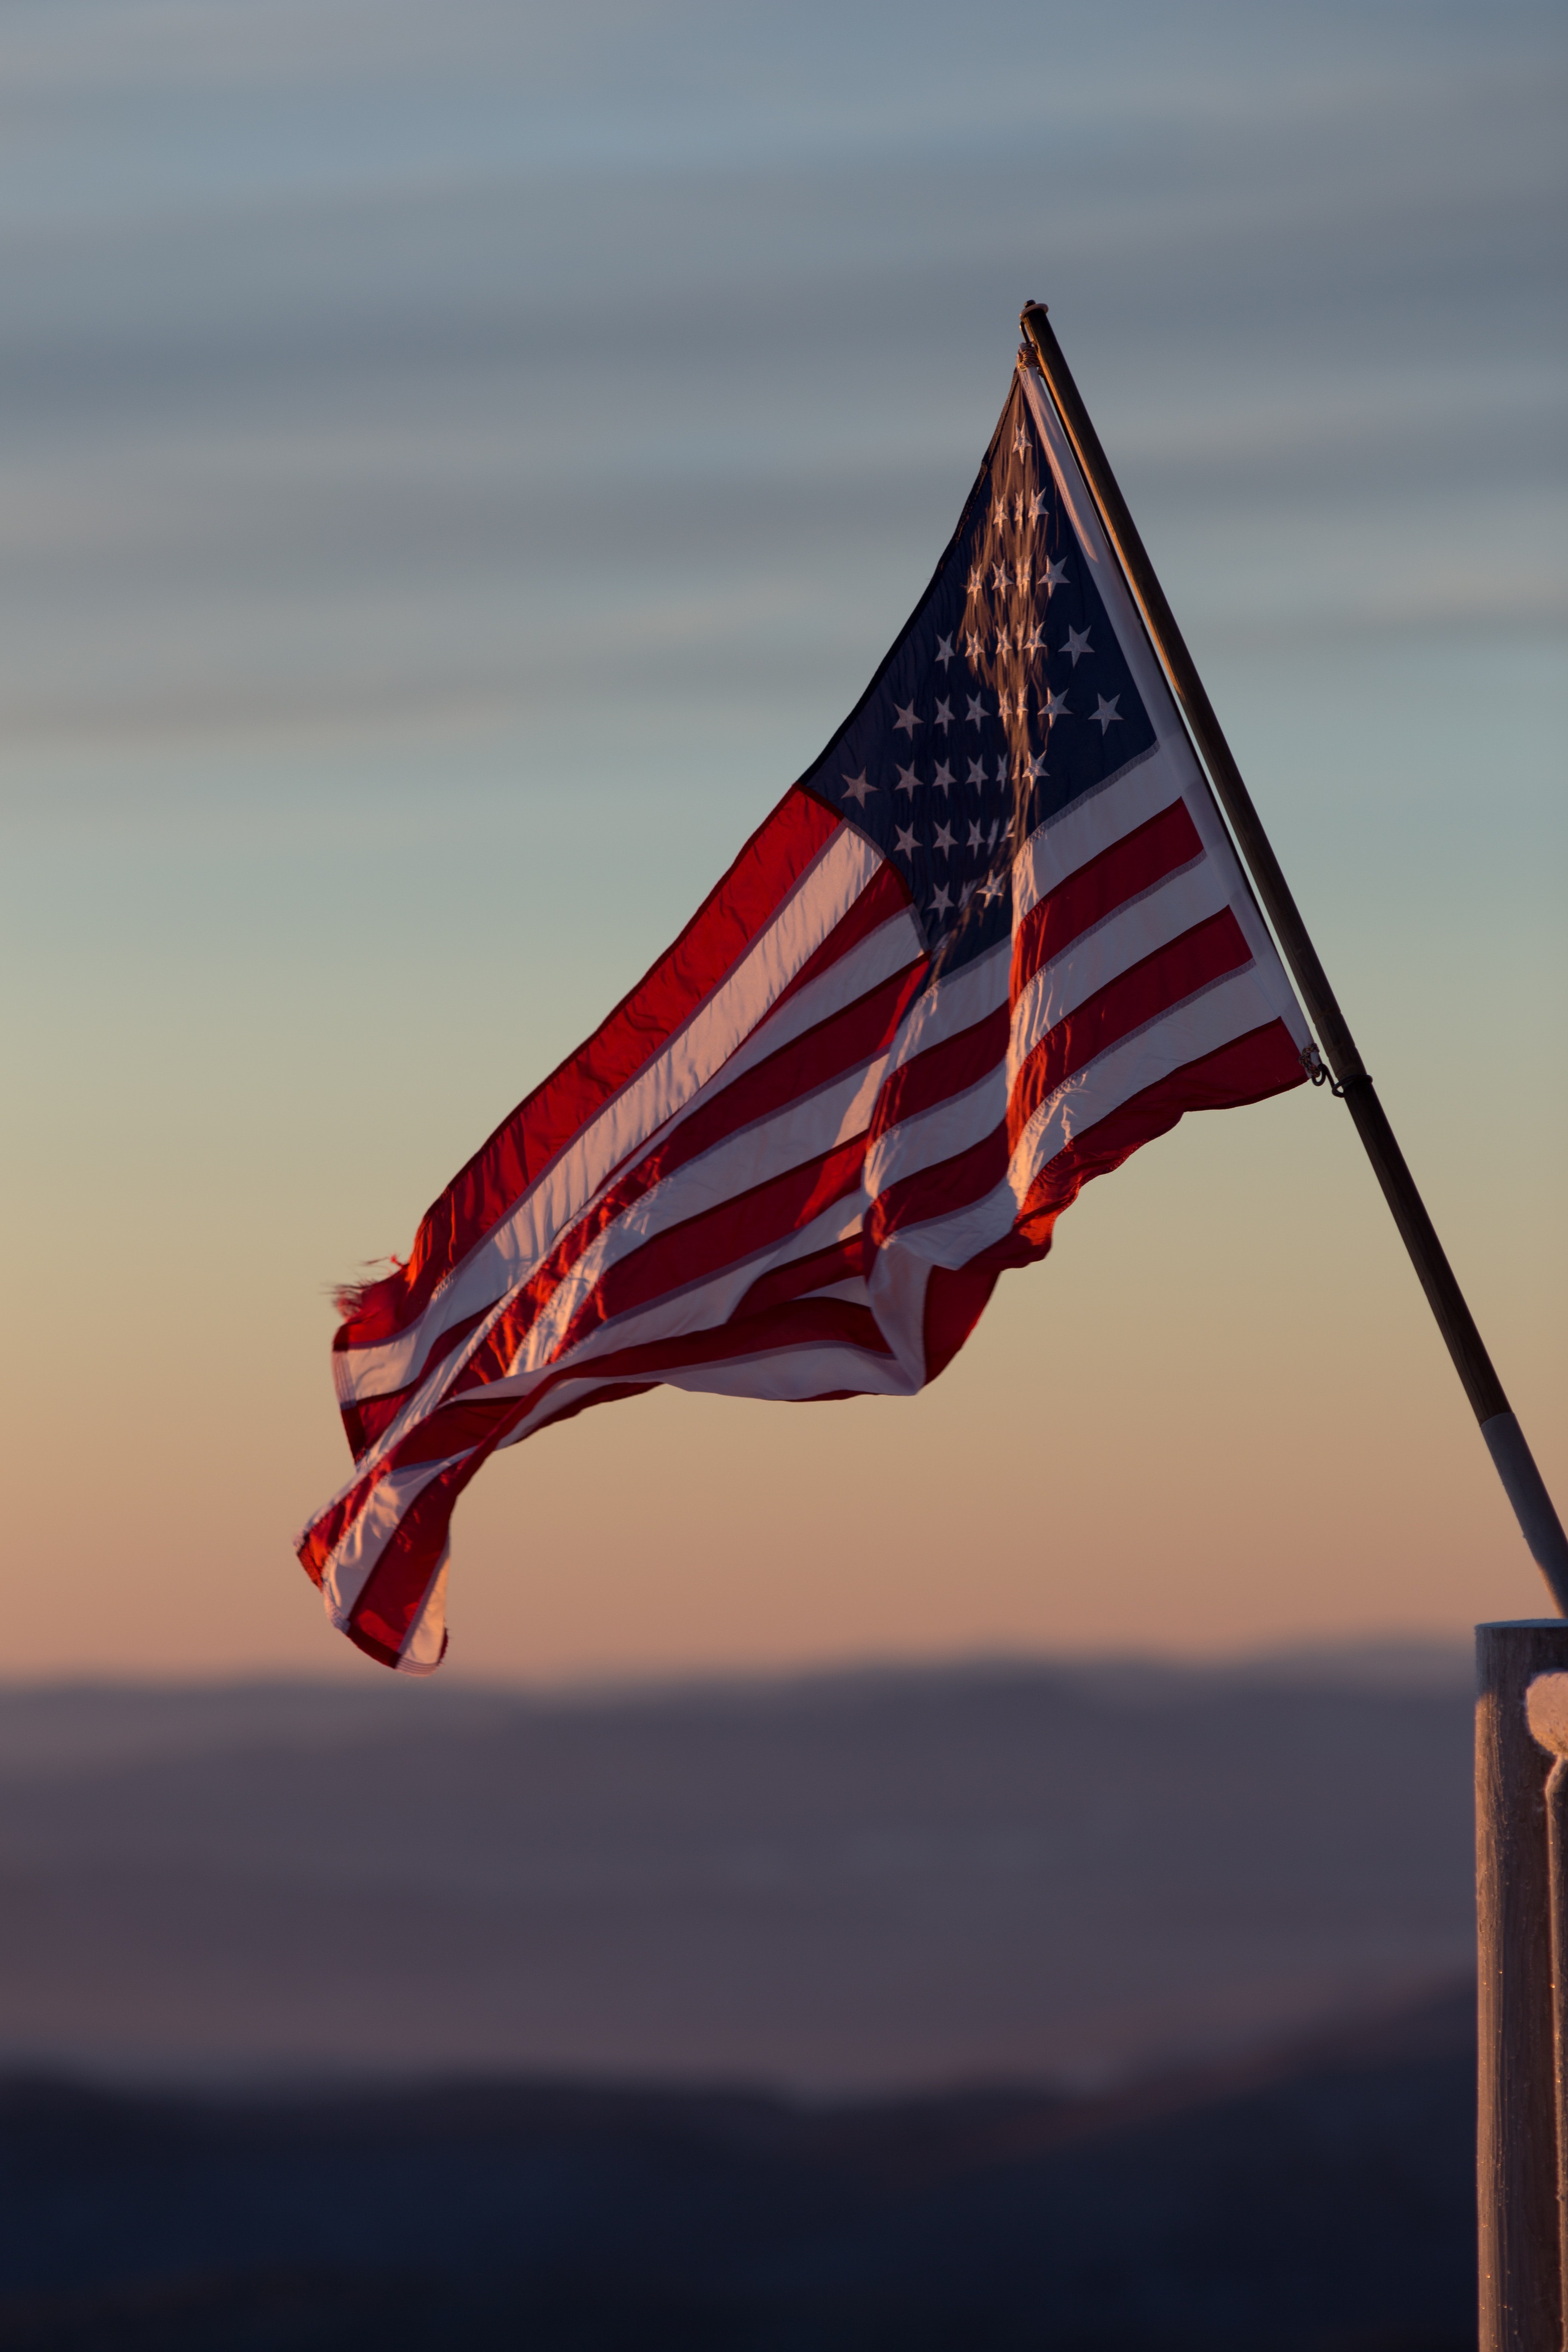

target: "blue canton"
[799,366,1157,974]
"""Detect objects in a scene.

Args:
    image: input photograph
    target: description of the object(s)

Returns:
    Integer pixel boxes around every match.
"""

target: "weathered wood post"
[1477,1620,1568,2350]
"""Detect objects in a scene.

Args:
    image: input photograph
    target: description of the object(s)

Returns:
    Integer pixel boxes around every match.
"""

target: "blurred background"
[0,1,1563,2343]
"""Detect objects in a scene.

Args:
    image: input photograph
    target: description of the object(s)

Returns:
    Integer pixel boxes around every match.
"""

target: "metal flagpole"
[1019,300,1568,1617]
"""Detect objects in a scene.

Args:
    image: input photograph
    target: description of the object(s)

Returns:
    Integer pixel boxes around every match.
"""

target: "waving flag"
[298,354,1310,1672]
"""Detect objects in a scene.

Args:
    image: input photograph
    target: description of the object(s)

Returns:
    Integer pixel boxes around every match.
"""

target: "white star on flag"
[1093,695,1123,733]
[893,702,922,736]
[932,761,953,793]
[1041,688,1069,720]
[1041,555,1069,594]
[1062,626,1092,666]
[966,695,986,726]
[841,770,874,805]
[932,820,955,852]
[895,824,918,856]
[895,765,920,796]
[935,634,955,670]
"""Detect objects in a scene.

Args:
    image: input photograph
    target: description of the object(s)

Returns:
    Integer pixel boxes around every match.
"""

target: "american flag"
[298,355,1310,1672]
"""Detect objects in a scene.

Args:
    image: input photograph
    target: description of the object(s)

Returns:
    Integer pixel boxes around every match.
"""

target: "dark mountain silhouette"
[0,1981,1474,2349]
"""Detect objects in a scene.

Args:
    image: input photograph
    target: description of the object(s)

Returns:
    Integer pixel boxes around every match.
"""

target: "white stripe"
[860,849,1226,1204]
[878,936,1008,1073]
[876,1170,1018,1275]
[658,1342,918,1403]
[493,1338,920,1446]
[864,1060,1010,1200]
[334,828,894,1410]
[318,1453,463,1620]
[1009,963,1281,1194]
[358,1005,908,1464]
[671,903,919,1107]
[1008,858,1229,1076]
[877,964,1286,1277]
[497,1192,871,1393]
[494,1055,887,1382]
[379,1194,873,1446]
[1012,746,1185,919]
[860,945,1013,1200]
[394,1562,450,1674]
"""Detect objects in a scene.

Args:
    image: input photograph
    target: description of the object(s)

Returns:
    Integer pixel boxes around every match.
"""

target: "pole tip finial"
[1021,300,1047,321]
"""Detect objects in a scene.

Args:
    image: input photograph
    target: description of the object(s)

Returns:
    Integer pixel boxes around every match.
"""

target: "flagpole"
[1019,300,1568,1614]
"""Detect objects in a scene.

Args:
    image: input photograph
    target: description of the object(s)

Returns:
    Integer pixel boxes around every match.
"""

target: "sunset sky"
[3,0,1564,1681]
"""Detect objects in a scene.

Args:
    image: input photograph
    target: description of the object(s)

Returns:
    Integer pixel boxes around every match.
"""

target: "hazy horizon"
[0,1625,1479,1700]
[0,1650,1475,2090]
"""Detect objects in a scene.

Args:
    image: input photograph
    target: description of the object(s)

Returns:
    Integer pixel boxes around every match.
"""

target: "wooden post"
[1018,298,1568,1617]
[1525,1671,1568,2339]
[1477,1620,1568,2350]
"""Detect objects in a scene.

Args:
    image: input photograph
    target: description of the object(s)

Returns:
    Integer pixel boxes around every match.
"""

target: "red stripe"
[870,1002,1011,1142]
[764,863,915,1021]
[1008,909,1252,1153]
[1021,1019,1307,1225]
[923,1255,1019,1385]
[1011,798,1203,1002]
[360,1131,873,1492]
[334,787,842,1354]
[297,1461,388,1586]
[343,1295,897,1658]
[346,1452,492,1661]
[866,1120,1010,1250]
[366,1278,898,1535]
[554,1132,870,1356]
[732,1237,865,1319]
[865,805,1207,1173]
[440,958,921,1402]
[545,1293,895,1392]
[333,863,912,1465]
[919,1020,1305,1386]
[340,1394,401,1464]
